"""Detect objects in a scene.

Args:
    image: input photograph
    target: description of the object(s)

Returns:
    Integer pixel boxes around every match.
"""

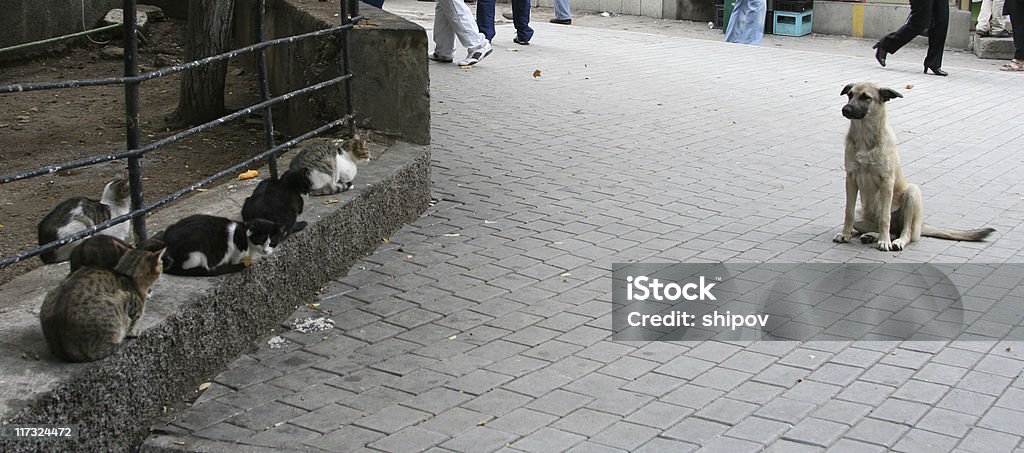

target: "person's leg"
[451,0,488,50]
[978,0,993,34]
[992,0,1007,33]
[876,0,933,53]
[433,0,457,59]
[1012,0,1024,60]
[511,0,534,42]
[924,0,949,69]
[475,0,497,41]
[554,0,572,20]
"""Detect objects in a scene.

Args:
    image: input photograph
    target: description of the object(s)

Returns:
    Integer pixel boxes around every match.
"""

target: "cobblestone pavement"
[149,5,1024,452]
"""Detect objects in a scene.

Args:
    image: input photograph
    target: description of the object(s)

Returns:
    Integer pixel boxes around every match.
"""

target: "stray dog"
[834,82,995,251]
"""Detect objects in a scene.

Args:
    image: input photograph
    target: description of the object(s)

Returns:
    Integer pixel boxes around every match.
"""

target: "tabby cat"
[241,168,311,240]
[288,134,369,195]
[69,235,166,273]
[40,247,165,362]
[160,214,286,276]
[38,177,132,263]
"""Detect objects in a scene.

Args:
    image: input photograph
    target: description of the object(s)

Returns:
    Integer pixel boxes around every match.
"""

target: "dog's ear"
[841,83,855,96]
[879,87,903,102]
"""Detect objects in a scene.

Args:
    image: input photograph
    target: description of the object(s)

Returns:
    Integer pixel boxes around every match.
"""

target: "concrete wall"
[0,0,120,62]
[235,0,431,145]
[813,1,972,50]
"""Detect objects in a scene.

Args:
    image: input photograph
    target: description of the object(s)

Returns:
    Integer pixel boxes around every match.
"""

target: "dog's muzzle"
[842,104,867,119]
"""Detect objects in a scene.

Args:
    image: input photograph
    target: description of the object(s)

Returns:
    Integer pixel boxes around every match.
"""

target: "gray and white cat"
[288,134,369,195]
[37,177,132,264]
[69,234,166,273]
[40,247,165,362]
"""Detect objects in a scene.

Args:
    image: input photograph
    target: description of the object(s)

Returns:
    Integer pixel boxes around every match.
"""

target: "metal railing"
[0,0,362,270]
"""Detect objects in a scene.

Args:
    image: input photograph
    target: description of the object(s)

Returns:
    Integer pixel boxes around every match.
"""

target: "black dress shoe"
[872,43,887,67]
[924,66,948,76]
[550,18,572,25]
[513,37,530,45]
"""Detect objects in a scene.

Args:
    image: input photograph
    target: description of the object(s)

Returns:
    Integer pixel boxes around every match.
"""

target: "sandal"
[1000,59,1024,71]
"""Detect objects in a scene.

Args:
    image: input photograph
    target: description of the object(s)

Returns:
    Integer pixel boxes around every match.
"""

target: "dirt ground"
[0,18,267,285]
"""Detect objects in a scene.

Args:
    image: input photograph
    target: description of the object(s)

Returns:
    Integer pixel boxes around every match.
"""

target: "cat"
[159,214,286,276]
[37,177,132,264]
[39,247,165,362]
[288,134,369,196]
[69,235,166,273]
[242,168,311,241]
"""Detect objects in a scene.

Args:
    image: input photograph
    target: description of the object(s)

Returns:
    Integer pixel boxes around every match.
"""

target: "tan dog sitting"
[834,82,995,251]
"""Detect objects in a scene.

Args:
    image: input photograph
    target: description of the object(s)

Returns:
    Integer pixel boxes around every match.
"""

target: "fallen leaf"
[238,169,259,180]
[506,48,519,52]
[324,199,340,205]
[444,233,461,237]
[560,273,572,277]
[533,69,542,78]
[198,382,211,391]
[905,84,914,89]
[448,335,457,340]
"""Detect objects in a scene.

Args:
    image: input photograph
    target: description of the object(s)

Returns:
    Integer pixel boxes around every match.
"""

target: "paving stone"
[462,389,534,417]
[587,389,656,417]
[170,400,246,432]
[446,369,514,396]
[368,426,450,452]
[288,403,364,433]
[214,364,284,390]
[488,407,559,436]
[726,381,786,405]
[509,427,586,453]
[440,427,518,453]
[416,407,492,436]
[811,399,871,426]
[891,379,950,405]
[247,423,321,449]
[216,383,294,410]
[764,439,825,453]
[781,417,849,447]
[661,384,726,410]
[752,364,809,387]
[836,381,896,406]
[503,370,574,398]
[525,389,594,417]
[278,383,355,411]
[342,387,414,413]
[388,368,454,394]
[621,372,687,397]
[551,408,621,436]
[957,427,1023,452]
[403,387,474,415]
[662,417,730,444]
[469,340,530,362]
[694,398,759,426]
[719,350,778,374]
[225,401,307,431]
[485,355,550,377]
[892,428,961,452]
[825,438,887,453]
[353,404,432,434]
[691,367,753,392]
[978,406,1024,436]
[634,437,700,453]
[724,416,790,444]
[754,397,818,424]
[845,418,911,448]
[191,422,258,443]
[328,367,398,393]
[598,356,661,381]
[869,398,931,425]
[694,436,765,453]
[589,421,662,451]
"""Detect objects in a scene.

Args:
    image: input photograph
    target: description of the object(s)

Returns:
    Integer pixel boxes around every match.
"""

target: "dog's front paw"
[891,238,907,251]
[876,240,901,252]
[860,232,879,244]
[833,232,851,243]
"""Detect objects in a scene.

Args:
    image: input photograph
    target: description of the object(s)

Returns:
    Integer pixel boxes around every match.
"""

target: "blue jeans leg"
[511,0,533,41]
[476,0,496,41]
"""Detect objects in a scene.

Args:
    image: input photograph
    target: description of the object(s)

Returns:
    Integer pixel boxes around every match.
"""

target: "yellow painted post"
[852,4,865,37]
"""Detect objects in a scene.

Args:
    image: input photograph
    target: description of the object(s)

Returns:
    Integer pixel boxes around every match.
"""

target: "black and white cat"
[38,177,132,264]
[241,168,311,240]
[159,214,286,276]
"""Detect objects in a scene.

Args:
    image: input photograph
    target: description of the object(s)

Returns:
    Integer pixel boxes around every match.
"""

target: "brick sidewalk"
[146,10,1024,453]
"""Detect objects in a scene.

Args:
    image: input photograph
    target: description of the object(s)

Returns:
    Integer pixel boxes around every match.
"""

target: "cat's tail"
[280,168,312,195]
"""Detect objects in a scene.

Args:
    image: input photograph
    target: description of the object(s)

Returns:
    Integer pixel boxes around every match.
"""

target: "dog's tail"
[921,225,996,242]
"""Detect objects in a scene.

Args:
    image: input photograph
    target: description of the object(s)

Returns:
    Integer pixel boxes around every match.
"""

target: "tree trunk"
[170,0,235,127]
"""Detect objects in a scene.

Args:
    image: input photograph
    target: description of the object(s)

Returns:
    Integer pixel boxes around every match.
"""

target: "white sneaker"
[458,42,493,66]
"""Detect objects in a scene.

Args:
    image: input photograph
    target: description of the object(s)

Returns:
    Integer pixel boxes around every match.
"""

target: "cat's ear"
[151,247,167,269]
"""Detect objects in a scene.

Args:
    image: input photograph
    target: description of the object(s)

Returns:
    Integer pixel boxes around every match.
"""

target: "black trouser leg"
[877,0,933,53]
[1012,0,1024,60]
[924,0,949,68]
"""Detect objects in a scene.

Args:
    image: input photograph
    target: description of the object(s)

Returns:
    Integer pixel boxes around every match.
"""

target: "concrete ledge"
[0,142,431,451]
[813,1,972,50]
[974,35,1015,59]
